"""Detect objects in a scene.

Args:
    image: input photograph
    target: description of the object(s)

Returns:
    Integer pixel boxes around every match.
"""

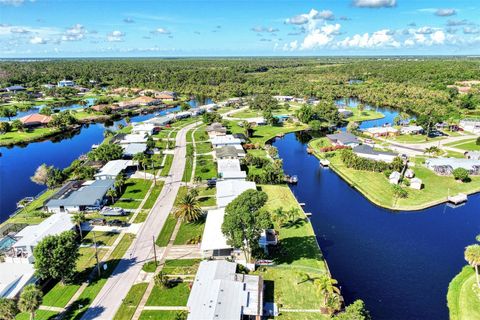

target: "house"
[232,133,247,142]
[459,119,480,134]
[352,145,397,163]
[215,145,246,159]
[210,135,242,148]
[425,158,480,175]
[400,125,424,135]
[91,104,111,112]
[128,96,161,106]
[200,208,233,258]
[131,123,157,135]
[117,134,148,144]
[326,132,360,148]
[145,114,175,127]
[174,111,191,119]
[273,115,290,123]
[5,85,26,93]
[206,122,227,138]
[0,263,35,298]
[94,160,134,180]
[465,151,480,160]
[57,80,75,87]
[157,91,177,100]
[247,117,266,126]
[410,178,423,190]
[389,171,401,184]
[19,114,52,127]
[217,159,246,180]
[186,260,263,320]
[122,143,148,158]
[45,179,115,213]
[216,180,256,208]
[405,168,415,179]
[364,126,399,138]
[273,95,294,102]
[198,103,218,112]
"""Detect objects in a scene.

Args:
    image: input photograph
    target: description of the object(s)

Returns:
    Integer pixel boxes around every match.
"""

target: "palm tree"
[0,297,18,320]
[314,275,341,309]
[18,284,43,320]
[465,244,480,288]
[133,152,146,172]
[106,188,118,204]
[173,192,203,222]
[243,121,253,139]
[71,212,86,240]
[154,271,170,288]
[114,173,126,193]
[273,207,287,226]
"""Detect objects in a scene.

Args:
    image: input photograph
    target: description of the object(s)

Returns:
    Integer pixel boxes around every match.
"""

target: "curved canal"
[273,132,480,320]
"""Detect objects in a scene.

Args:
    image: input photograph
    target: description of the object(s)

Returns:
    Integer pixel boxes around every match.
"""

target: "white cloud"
[447,19,469,26]
[285,14,309,25]
[338,29,400,48]
[251,26,279,33]
[435,8,456,17]
[62,24,86,41]
[301,23,341,49]
[30,36,46,44]
[0,0,34,6]
[152,28,171,35]
[352,0,396,8]
[464,27,480,34]
[415,27,434,34]
[107,30,125,42]
[431,30,446,44]
[285,9,335,25]
[11,27,30,34]
[315,10,335,21]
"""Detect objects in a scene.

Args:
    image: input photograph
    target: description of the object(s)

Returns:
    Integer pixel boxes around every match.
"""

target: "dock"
[319,159,330,167]
[447,193,468,205]
[305,212,312,217]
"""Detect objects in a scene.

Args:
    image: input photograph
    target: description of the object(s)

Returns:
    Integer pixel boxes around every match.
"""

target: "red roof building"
[19,114,52,127]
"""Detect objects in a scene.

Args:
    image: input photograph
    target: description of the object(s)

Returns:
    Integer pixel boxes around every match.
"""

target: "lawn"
[3,188,58,226]
[175,186,215,207]
[445,138,480,151]
[145,282,190,306]
[142,261,158,273]
[195,141,212,154]
[448,265,480,320]
[347,107,384,122]
[182,155,194,182]
[193,126,208,142]
[186,128,195,143]
[113,283,149,320]
[194,155,217,180]
[230,107,293,119]
[121,179,152,200]
[160,154,174,176]
[162,259,201,276]
[247,148,269,158]
[226,120,307,146]
[139,311,184,320]
[310,142,480,210]
[82,231,120,247]
[156,214,178,247]
[15,310,59,320]
[173,219,205,245]
[0,127,61,146]
[387,134,444,144]
[141,181,164,210]
[113,199,142,210]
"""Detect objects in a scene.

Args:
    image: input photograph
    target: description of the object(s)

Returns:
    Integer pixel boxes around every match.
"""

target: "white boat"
[320,159,330,167]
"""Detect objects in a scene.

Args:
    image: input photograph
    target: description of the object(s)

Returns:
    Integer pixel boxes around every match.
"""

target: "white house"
[174,111,191,120]
[94,160,134,180]
[410,178,423,190]
[273,95,294,102]
[122,143,148,158]
[400,125,424,135]
[145,114,175,126]
[425,158,480,175]
[217,159,242,177]
[216,180,256,208]
[389,171,401,184]
[326,132,360,148]
[200,208,232,258]
[210,135,242,148]
[118,134,148,144]
[57,79,75,87]
[0,263,35,298]
[459,119,480,134]
[131,123,156,136]
[364,126,399,137]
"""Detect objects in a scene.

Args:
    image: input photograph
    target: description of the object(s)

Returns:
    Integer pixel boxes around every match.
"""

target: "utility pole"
[153,236,158,266]
[93,231,101,277]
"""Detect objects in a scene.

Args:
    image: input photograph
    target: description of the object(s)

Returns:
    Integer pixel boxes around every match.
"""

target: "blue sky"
[0,0,479,57]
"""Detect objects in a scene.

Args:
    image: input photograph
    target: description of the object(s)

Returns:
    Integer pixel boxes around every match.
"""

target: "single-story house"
[389,171,401,184]
[400,125,424,135]
[200,208,232,258]
[174,111,191,119]
[157,91,177,100]
[425,158,480,175]
[404,168,415,179]
[186,260,263,320]
[465,151,480,161]
[4,213,74,264]
[217,159,246,180]
[198,103,218,112]
[91,104,111,112]
[5,85,26,93]
[0,263,35,298]
[410,178,423,190]
[94,160,134,180]
[215,145,246,159]
[118,134,148,144]
[131,123,156,136]
[122,143,148,158]
[273,95,294,102]
[352,145,397,163]
[45,179,115,213]
[19,114,52,127]
[326,132,360,148]
[210,135,243,148]
[129,96,161,106]
[459,119,480,134]
[145,114,175,127]
[216,180,256,208]
[247,117,266,126]
[364,126,399,138]
[273,115,290,123]
[206,122,227,138]
[57,80,75,87]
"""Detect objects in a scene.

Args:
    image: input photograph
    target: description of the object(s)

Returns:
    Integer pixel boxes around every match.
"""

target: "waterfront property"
[410,178,423,190]
[122,143,147,158]
[389,171,401,184]
[326,132,360,148]
[217,158,246,180]
[206,122,227,138]
[200,207,233,258]
[216,180,256,208]
[425,158,480,175]
[128,96,161,106]
[364,126,399,138]
[131,122,157,135]
[186,260,263,320]
[45,179,115,213]
[145,114,175,126]
[210,135,243,148]
[0,263,35,298]
[215,145,246,159]
[459,119,480,134]
[19,114,52,128]
[400,125,424,135]
[94,159,134,180]
[353,144,397,163]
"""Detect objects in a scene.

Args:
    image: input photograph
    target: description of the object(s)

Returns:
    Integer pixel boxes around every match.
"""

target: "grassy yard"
[82,231,120,247]
[173,218,205,245]
[254,184,329,311]
[121,179,152,200]
[141,181,164,210]
[387,134,444,144]
[162,259,201,276]
[182,156,194,182]
[156,214,178,247]
[247,148,269,158]
[139,311,182,320]
[226,120,307,146]
[347,107,384,122]
[447,266,480,320]
[194,155,217,180]
[113,199,142,210]
[145,282,190,306]
[15,310,59,320]
[160,154,174,176]
[445,138,480,151]
[195,141,212,154]
[175,185,215,207]
[193,126,208,141]
[142,261,158,273]
[0,127,61,146]
[113,283,149,320]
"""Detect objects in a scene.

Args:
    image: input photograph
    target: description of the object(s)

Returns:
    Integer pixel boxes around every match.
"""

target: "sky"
[0,0,479,57]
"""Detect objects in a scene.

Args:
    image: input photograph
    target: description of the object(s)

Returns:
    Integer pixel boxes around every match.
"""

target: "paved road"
[81,122,198,320]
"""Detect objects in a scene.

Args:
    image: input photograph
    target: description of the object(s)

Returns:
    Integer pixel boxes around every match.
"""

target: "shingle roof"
[326,132,359,145]
[353,144,397,157]
[19,114,52,125]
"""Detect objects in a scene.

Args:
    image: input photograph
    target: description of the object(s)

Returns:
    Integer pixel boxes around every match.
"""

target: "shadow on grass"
[282,218,307,229]
[263,280,275,302]
[270,236,323,265]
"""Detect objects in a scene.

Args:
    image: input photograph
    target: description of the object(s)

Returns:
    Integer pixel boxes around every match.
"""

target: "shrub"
[477,137,480,146]
[392,185,408,198]
[452,167,469,182]
[384,170,393,178]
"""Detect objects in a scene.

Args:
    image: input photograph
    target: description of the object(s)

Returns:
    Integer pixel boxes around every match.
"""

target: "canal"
[273,132,480,320]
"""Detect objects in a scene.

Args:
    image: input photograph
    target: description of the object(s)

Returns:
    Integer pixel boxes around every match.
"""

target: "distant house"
[404,168,415,179]
[94,160,134,180]
[389,171,401,184]
[122,143,148,158]
[410,178,423,190]
[186,260,264,320]
[145,114,175,127]
[215,145,246,159]
[157,91,177,100]
[352,145,397,163]
[117,133,148,144]
[206,122,227,138]
[174,111,191,120]
[400,125,424,135]
[273,115,290,123]
[45,179,115,213]
[57,79,75,87]
[465,151,480,161]
[210,135,243,148]
[5,85,26,93]
[128,96,161,106]
[131,123,157,136]
[19,114,52,128]
[91,104,111,112]
[273,95,294,102]
[425,158,480,175]
[326,132,360,148]
[364,126,399,138]
[459,119,480,134]
[200,208,233,258]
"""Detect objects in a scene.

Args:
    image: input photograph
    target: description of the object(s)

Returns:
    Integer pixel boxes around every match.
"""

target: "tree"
[106,188,118,204]
[0,107,16,121]
[453,167,469,182]
[333,300,371,320]
[0,121,11,133]
[154,271,170,288]
[146,135,156,149]
[357,103,365,113]
[46,167,65,189]
[477,137,480,146]
[0,298,18,320]
[71,212,86,240]
[424,146,441,156]
[49,111,76,129]
[465,244,480,288]
[392,185,408,199]
[173,191,203,222]
[39,106,53,116]
[250,94,278,111]
[314,274,341,310]
[88,143,123,162]
[18,284,42,320]
[30,164,49,185]
[308,120,323,131]
[243,121,253,138]
[114,173,126,193]
[296,104,314,123]
[11,119,23,132]
[33,231,79,284]
[346,121,359,133]
[222,190,270,263]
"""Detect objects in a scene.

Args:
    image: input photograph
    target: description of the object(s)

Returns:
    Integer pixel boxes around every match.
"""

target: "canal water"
[273,132,480,320]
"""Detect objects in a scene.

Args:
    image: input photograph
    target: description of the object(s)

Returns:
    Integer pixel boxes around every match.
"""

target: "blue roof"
[46,179,114,207]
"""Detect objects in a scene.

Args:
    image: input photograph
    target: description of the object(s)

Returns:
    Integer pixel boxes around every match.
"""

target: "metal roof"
[200,208,231,251]
[46,179,114,207]
[353,144,397,156]
[94,160,133,178]
[326,132,359,145]
[426,158,480,171]
[216,180,256,207]
[217,159,241,175]
[122,143,147,156]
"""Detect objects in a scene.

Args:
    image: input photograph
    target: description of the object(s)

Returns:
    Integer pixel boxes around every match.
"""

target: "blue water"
[273,132,480,320]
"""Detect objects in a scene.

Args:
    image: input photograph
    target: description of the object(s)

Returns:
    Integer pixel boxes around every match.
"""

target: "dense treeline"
[1,58,479,119]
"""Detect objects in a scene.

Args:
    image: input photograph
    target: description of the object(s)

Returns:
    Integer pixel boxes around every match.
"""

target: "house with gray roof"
[425,158,480,175]
[326,132,360,147]
[45,179,115,213]
[215,145,246,159]
[353,145,398,163]
[186,260,263,320]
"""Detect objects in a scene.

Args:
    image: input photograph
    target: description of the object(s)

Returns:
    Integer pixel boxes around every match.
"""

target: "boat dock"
[320,159,330,167]
[447,193,468,205]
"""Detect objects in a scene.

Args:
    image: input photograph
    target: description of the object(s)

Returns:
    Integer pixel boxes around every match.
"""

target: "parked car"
[90,218,106,226]
[100,207,125,216]
[107,219,126,227]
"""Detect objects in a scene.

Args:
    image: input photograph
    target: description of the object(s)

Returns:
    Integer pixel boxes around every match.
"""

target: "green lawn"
[193,126,208,142]
[142,261,158,273]
[145,282,190,306]
[347,107,384,122]
[121,179,152,200]
[182,156,194,182]
[387,134,444,144]
[139,311,184,320]
[230,107,293,119]
[113,283,149,320]
[82,231,120,247]
[226,120,307,146]
[173,219,205,245]
[113,199,142,210]
[247,148,269,158]
[141,181,164,210]
[0,127,61,146]
[160,155,174,176]
[447,265,480,320]
[162,259,201,276]
[156,214,178,247]
[15,310,59,320]
[194,155,217,180]
[195,142,212,154]
[186,128,195,143]
[445,138,480,151]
